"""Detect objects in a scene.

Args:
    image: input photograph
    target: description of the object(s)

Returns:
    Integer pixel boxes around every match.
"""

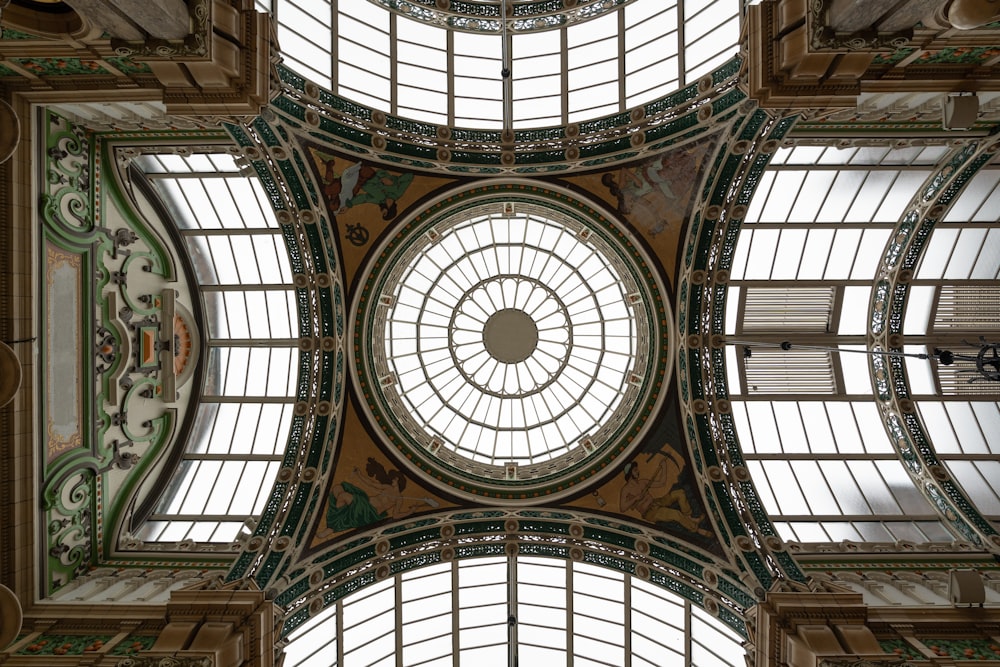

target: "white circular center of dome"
[483,309,538,363]
[380,208,640,468]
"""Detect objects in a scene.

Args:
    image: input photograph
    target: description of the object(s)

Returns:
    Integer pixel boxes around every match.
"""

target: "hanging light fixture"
[730,337,1000,384]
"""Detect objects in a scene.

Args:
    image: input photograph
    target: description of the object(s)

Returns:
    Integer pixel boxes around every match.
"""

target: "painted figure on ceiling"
[619,445,713,538]
[322,159,414,220]
[315,457,437,540]
[600,140,710,236]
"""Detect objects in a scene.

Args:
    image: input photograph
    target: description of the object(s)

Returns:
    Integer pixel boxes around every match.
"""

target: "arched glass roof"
[130,151,296,544]
[725,143,1000,545]
[282,555,745,666]
[256,0,742,128]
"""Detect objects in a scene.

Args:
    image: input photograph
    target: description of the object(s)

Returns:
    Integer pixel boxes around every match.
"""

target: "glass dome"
[355,184,668,500]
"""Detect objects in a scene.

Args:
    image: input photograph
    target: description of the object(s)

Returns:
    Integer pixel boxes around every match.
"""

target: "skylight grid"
[135,151,296,545]
[916,226,1000,280]
[283,556,745,667]
[263,0,742,127]
[383,211,637,466]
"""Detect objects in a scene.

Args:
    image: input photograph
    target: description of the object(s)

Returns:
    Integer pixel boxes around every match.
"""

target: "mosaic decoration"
[918,638,1000,660]
[17,634,114,655]
[11,57,107,75]
[110,635,158,656]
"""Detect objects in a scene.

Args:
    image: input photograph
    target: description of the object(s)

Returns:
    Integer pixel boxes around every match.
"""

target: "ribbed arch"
[130,150,296,544]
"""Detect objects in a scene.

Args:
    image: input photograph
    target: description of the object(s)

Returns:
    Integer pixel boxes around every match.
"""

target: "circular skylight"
[355,184,668,500]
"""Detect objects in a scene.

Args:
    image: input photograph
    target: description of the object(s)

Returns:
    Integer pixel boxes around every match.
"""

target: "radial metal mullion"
[560,27,568,126]
[452,560,460,666]
[330,1,338,90]
[390,12,398,118]
[337,599,345,666]
[617,7,626,114]
[179,228,281,236]
[623,573,631,667]
[199,395,295,403]
[743,451,899,461]
[183,452,284,462]
[676,1,686,86]
[566,561,574,666]
[147,513,267,522]
[395,574,404,667]
[500,0,512,133]
[206,337,297,346]
[771,513,941,522]
[447,27,455,126]
[684,600,692,664]
[507,554,518,667]
[838,170,872,224]
[222,459,251,514]
[144,171,239,179]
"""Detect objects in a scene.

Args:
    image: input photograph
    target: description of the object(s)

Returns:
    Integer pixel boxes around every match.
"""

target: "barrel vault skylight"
[255,0,741,128]
[130,151,297,544]
[726,144,1000,544]
[282,556,746,667]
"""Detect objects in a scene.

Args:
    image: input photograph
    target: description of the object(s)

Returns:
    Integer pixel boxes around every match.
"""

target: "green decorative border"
[354,183,669,501]
[866,138,1000,550]
[370,0,630,33]
[223,118,347,588]
[276,508,752,640]
[272,58,743,174]
[676,108,809,592]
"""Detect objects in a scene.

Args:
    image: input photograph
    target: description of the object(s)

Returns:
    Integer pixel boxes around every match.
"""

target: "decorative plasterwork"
[110,0,211,59]
[276,507,753,641]
[0,1,273,117]
[746,0,1000,110]
[676,101,810,594]
[808,0,914,52]
[38,114,238,595]
[866,137,1000,553]
[270,58,744,174]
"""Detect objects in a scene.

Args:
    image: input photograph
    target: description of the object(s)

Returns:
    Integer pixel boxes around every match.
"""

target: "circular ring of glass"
[450,275,571,397]
[354,183,669,501]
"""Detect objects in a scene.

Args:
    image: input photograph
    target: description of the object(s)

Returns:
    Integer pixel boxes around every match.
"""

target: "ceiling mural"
[289,111,727,563]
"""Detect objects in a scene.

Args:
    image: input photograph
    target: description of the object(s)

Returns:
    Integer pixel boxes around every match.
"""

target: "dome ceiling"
[265,0,741,128]
[353,183,668,501]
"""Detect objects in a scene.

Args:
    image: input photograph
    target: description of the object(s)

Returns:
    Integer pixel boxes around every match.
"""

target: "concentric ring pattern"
[355,185,668,500]
[389,213,635,465]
